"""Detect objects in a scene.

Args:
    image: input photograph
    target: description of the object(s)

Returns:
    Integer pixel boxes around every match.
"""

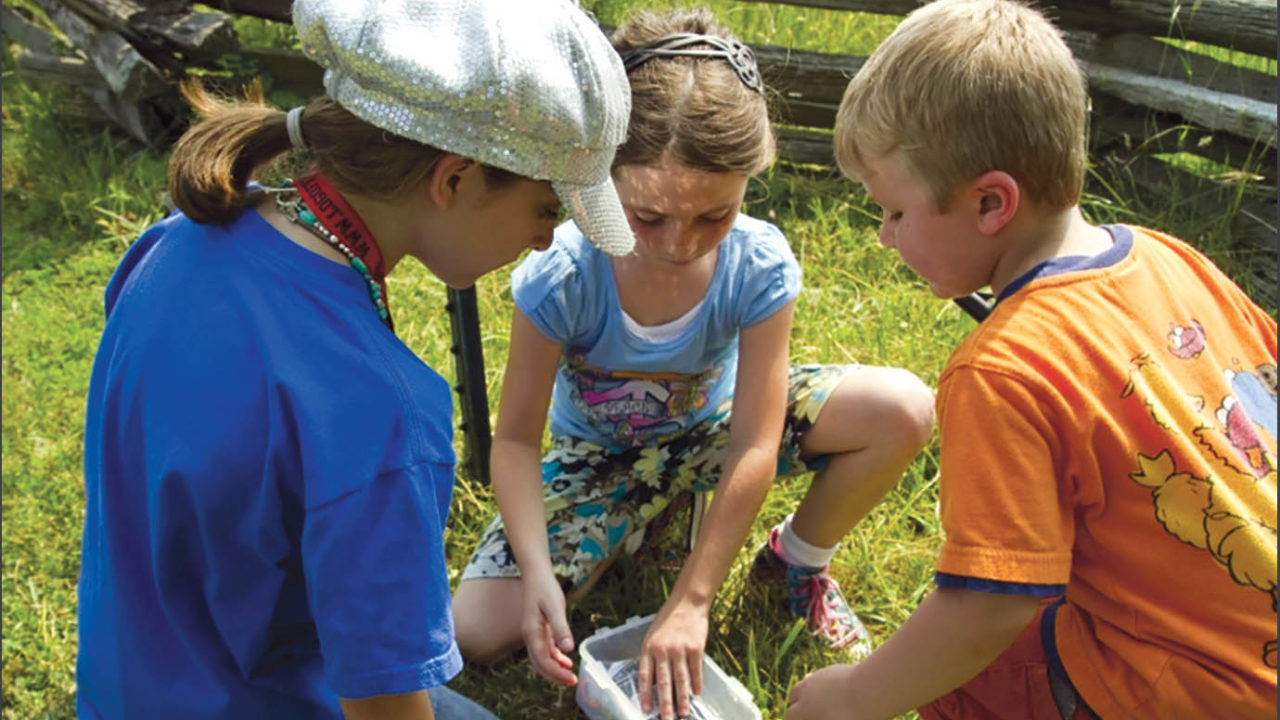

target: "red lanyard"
[294,172,393,328]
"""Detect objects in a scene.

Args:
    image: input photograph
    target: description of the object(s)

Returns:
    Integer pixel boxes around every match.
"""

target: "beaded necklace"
[272,173,394,331]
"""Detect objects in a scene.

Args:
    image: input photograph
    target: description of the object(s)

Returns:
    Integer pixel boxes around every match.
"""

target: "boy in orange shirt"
[787,1,1278,718]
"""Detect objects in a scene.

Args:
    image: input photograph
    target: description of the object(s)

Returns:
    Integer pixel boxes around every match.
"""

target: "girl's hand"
[520,570,577,686]
[787,665,857,720]
[637,600,708,720]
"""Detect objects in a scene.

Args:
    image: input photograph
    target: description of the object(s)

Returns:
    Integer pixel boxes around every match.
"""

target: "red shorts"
[918,598,1094,720]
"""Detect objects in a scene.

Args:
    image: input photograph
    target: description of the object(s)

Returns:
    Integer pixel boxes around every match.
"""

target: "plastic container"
[576,614,762,720]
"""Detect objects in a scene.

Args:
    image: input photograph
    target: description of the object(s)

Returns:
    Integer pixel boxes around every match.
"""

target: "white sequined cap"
[293,0,635,255]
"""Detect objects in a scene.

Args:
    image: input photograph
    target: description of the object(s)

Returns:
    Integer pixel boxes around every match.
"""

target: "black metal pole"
[446,286,492,486]
[953,292,994,322]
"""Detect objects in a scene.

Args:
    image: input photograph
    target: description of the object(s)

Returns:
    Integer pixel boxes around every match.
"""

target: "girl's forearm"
[838,588,1042,718]
[490,437,557,578]
[668,445,778,605]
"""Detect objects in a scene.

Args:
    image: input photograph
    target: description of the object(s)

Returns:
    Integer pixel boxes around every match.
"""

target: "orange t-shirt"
[935,225,1277,719]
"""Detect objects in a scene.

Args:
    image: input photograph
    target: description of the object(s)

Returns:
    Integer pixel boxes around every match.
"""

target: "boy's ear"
[426,153,478,209]
[969,170,1019,235]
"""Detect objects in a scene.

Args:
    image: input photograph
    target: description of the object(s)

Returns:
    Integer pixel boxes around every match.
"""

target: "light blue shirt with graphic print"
[512,213,801,450]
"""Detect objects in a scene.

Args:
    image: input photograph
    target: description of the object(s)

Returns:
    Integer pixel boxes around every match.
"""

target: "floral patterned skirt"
[461,364,855,588]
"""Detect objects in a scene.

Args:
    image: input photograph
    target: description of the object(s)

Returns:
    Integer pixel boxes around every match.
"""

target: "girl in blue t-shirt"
[452,8,937,720]
[75,1,634,719]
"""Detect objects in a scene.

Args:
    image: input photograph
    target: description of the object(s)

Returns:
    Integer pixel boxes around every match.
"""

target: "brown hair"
[834,0,1087,211]
[167,80,515,225]
[611,8,775,175]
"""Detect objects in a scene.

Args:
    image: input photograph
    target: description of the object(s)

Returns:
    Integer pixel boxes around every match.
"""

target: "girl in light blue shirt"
[453,9,937,720]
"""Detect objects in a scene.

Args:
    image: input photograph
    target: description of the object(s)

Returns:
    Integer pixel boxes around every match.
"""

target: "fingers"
[522,613,577,687]
[548,605,575,659]
[671,654,693,718]
[543,620,578,684]
[536,625,578,686]
[638,653,654,715]
[639,650,697,720]
[655,655,674,720]
[688,646,703,696]
[537,600,575,671]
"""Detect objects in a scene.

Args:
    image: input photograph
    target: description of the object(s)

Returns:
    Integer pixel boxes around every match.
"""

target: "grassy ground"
[2,3,1275,719]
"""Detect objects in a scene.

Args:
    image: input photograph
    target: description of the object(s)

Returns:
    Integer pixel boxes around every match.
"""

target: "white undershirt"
[621,298,706,343]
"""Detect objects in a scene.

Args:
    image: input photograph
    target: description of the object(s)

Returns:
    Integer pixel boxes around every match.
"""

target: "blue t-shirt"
[514,213,800,448]
[77,206,463,719]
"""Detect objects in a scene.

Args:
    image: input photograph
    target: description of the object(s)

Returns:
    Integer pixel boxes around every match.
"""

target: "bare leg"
[453,577,525,663]
[452,552,623,664]
[791,366,935,547]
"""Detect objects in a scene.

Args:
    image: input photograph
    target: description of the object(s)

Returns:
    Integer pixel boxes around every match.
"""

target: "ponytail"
[167,80,292,225]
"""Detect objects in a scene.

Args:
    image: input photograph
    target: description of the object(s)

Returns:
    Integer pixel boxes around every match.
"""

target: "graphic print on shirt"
[1168,320,1207,359]
[1122,324,1278,668]
[563,352,720,447]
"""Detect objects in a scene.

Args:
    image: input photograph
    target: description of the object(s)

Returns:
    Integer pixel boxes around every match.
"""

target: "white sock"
[775,514,838,569]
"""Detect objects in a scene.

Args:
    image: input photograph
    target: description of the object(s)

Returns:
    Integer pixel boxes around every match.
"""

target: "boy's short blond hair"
[834,0,1088,211]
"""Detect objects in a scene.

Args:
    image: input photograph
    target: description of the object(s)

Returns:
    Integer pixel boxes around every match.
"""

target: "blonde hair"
[611,7,775,175]
[834,0,1087,210]
[168,80,514,225]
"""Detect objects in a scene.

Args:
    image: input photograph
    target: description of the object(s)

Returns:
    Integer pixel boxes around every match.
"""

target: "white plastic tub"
[576,614,762,720]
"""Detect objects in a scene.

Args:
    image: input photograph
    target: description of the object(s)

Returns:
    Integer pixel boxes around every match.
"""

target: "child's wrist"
[667,583,714,610]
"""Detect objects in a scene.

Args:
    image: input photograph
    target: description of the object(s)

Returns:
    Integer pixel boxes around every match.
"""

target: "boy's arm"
[489,308,574,684]
[638,301,795,719]
[788,587,1042,720]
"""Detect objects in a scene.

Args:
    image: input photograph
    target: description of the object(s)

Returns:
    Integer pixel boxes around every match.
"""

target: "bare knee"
[452,578,524,665]
[877,368,937,454]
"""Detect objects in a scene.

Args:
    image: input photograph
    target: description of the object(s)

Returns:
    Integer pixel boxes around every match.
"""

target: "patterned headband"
[617,32,764,94]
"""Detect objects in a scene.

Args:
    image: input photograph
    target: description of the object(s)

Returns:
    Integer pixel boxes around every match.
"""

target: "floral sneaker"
[750,528,873,660]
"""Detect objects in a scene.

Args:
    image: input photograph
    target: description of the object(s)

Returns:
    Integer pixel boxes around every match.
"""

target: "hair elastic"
[618,33,763,94]
[285,106,307,150]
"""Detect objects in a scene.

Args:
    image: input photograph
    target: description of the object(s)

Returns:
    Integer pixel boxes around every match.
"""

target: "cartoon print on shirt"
[1123,343,1278,668]
[562,351,718,446]
[1225,364,1278,445]
[1168,320,1207,359]
[1129,450,1278,668]
[1256,363,1278,395]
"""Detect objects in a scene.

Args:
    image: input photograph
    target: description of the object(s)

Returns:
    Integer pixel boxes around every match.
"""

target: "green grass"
[2,4,1275,719]
[584,0,900,54]
[1157,38,1279,77]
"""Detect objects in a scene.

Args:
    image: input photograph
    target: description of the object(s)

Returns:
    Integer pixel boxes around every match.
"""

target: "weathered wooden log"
[752,32,1276,158]
[1061,0,1277,59]
[756,44,863,126]
[238,45,325,92]
[133,7,236,60]
[1083,61,1276,148]
[740,0,1277,56]
[86,86,165,142]
[755,29,1275,114]
[12,47,104,88]
[1064,31,1275,107]
[27,0,168,102]
[776,126,837,166]
[1090,93,1277,181]
[208,0,291,23]
[1,3,57,54]
[771,97,840,130]
[56,0,237,63]
[776,97,1278,180]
